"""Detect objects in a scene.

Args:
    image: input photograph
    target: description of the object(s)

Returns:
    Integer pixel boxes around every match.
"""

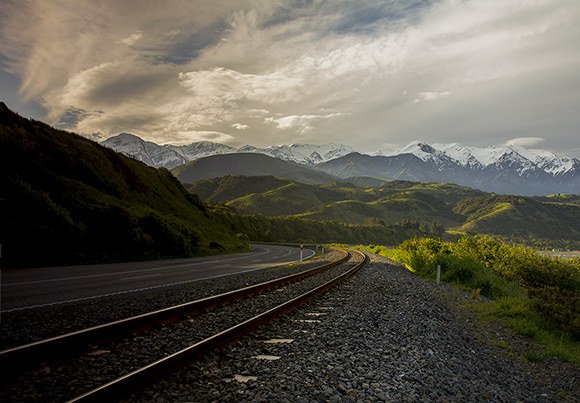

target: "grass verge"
[355,239,580,366]
[463,296,579,365]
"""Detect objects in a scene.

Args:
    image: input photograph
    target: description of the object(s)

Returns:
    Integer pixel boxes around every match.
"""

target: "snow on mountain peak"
[239,142,354,165]
[380,141,578,176]
[100,133,577,178]
[101,134,354,168]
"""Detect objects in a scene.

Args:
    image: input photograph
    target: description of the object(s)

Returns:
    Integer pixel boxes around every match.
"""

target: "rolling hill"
[189,175,580,247]
[172,153,340,185]
[453,195,580,240]
[0,102,245,267]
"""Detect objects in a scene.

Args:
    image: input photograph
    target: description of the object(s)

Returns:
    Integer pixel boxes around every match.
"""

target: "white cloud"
[265,113,347,135]
[120,31,143,46]
[413,91,451,103]
[232,123,249,130]
[505,137,546,148]
[173,130,234,144]
[249,109,269,117]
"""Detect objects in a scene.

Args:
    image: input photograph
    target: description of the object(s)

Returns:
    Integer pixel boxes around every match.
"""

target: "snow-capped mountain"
[321,141,579,195]
[101,133,188,168]
[238,143,355,165]
[385,141,578,177]
[101,133,354,168]
[168,141,237,161]
[101,134,578,195]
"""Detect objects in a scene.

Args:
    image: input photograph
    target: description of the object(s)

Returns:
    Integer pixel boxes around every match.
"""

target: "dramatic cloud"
[0,0,578,155]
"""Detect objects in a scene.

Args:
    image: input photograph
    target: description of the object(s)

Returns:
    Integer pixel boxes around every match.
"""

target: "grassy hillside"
[211,205,440,245]
[0,102,245,267]
[453,195,580,241]
[535,194,580,206]
[187,176,290,204]
[189,175,580,248]
[191,176,480,226]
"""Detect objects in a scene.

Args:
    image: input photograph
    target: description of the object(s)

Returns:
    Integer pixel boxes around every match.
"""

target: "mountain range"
[101,134,579,196]
[101,133,353,168]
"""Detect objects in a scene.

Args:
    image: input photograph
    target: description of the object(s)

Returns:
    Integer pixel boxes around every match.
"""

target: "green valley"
[189,176,580,248]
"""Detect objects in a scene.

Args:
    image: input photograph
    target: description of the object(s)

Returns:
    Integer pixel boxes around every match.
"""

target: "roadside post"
[436,264,441,284]
[300,243,304,262]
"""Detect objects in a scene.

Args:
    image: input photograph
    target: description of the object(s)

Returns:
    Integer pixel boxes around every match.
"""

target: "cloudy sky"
[1,0,579,156]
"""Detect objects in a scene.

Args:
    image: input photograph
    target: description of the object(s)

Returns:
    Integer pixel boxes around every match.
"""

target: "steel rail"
[68,250,368,403]
[0,248,349,370]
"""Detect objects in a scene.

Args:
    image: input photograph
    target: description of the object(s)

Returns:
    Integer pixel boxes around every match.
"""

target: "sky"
[1,0,579,156]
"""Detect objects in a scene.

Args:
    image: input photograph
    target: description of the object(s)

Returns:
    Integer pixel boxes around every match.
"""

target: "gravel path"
[132,253,579,402]
[0,251,343,349]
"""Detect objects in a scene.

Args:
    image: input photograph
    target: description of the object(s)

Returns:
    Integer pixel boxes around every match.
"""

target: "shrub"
[364,235,579,338]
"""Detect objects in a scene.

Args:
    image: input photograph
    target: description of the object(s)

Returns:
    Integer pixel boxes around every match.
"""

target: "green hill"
[187,175,290,204]
[0,102,245,267]
[453,195,580,241]
[188,175,580,247]
[191,176,481,226]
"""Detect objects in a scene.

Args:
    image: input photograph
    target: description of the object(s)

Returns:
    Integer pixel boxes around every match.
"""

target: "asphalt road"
[0,244,314,312]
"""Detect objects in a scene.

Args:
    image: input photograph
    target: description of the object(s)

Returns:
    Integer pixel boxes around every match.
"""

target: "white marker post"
[300,243,304,262]
[436,264,441,285]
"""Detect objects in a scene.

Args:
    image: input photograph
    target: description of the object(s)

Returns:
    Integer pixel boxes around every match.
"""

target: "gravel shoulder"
[135,252,579,402]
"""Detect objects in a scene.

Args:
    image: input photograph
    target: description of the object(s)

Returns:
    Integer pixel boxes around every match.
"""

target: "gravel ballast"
[0,250,343,349]
[0,252,359,402]
[133,253,579,402]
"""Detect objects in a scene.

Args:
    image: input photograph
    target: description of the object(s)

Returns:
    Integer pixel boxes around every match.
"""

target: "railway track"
[0,248,367,402]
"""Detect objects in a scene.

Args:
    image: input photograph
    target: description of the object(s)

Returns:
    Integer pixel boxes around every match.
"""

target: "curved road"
[1,244,315,312]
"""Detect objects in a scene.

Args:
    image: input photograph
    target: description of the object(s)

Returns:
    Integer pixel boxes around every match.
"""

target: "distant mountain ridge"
[101,133,353,168]
[172,153,340,185]
[319,143,579,196]
[101,134,579,196]
[387,141,577,176]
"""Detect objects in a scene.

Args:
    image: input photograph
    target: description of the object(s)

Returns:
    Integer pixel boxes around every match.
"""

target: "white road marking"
[120,273,163,281]
[1,249,311,313]
[3,247,272,286]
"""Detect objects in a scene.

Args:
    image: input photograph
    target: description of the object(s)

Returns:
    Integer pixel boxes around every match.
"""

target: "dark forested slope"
[0,102,244,267]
